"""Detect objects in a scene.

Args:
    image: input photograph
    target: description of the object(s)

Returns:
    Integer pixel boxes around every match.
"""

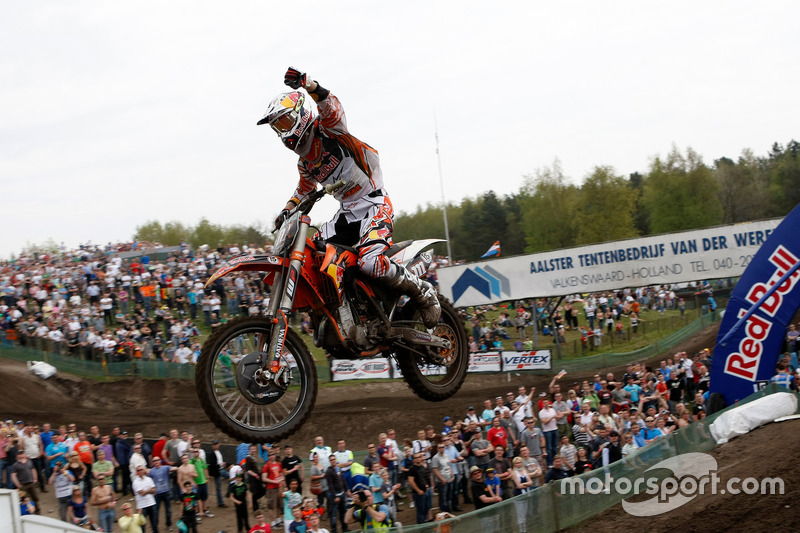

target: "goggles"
[270,110,297,134]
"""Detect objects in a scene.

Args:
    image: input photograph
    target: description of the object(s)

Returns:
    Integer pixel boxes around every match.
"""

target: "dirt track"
[13,321,794,531]
[568,418,800,532]
[1,323,722,448]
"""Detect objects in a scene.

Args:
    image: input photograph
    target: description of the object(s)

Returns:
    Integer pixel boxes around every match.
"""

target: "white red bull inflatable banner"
[437,219,781,305]
[710,205,800,405]
[332,351,551,381]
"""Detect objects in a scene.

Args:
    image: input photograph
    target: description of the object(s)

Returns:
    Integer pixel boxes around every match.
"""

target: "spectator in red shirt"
[151,433,168,462]
[486,417,508,450]
[261,449,284,526]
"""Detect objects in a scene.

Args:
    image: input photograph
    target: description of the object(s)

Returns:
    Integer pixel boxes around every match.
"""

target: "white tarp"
[437,219,781,306]
[709,391,798,444]
[27,361,56,380]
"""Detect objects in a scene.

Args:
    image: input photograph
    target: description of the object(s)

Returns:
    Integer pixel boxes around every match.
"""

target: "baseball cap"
[485,468,495,474]
[443,416,451,422]
[467,406,475,411]
[469,466,481,474]
[211,440,219,444]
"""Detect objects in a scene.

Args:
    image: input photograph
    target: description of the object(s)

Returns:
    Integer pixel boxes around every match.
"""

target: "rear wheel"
[196,316,317,443]
[396,298,469,401]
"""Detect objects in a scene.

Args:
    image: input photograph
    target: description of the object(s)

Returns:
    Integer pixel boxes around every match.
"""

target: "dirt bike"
[196,180,469,443]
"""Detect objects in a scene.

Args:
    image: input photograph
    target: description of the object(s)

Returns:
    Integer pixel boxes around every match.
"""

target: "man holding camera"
[345,489,390,530]
[48,460,75,521]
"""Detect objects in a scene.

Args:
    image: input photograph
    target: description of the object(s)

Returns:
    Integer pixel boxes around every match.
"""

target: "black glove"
[284,67,307,90]
[274,209,290,231]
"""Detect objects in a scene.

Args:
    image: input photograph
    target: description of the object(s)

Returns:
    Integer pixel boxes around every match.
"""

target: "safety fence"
[547,311,720,375]
[381,384,797,532]
[0,311,719,381]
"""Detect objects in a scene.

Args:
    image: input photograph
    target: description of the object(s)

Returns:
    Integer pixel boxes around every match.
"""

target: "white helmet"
[257,91,316,152]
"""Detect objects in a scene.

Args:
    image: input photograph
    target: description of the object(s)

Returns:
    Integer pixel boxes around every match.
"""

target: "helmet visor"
[270,111,297,135]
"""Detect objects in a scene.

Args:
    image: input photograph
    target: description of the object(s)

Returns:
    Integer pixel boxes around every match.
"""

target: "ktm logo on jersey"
[342,184,362,199]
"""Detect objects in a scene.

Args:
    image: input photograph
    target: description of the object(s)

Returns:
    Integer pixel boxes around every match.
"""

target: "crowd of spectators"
[4,245,800,532]
[0,241,284,365]
[2,340,798,531]
[0,356,721,533]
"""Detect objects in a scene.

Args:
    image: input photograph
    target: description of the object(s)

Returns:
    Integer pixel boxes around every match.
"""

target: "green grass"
[462,301,716,359]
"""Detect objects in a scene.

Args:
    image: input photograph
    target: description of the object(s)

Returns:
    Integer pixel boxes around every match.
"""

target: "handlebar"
[324,179,346,195]
[273,180,347,232]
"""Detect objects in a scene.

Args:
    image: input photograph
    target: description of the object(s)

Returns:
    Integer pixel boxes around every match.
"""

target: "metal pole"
[434,115,454,263]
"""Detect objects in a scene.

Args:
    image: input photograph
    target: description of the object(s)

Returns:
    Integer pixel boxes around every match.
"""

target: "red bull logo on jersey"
[317,155,341,181]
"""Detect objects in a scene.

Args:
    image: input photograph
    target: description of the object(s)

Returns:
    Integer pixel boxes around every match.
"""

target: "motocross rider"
[258,67,441,328]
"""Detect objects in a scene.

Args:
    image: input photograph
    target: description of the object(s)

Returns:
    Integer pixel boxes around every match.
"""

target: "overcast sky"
[2,1,797,259]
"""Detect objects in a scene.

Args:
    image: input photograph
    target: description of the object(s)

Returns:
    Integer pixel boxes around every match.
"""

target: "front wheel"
[196,316,317,443]
[396,297,469,401]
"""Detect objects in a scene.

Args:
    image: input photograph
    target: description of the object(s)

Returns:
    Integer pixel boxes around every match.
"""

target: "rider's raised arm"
[286,67,348,136]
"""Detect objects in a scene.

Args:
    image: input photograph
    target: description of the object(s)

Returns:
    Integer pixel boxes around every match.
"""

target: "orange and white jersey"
[291,92,385,209]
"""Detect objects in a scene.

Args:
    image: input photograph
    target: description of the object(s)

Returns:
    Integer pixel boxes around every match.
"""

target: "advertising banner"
[437,219,781,306]
[710,206,800,405]
[502,350,553,371]
[331,358,393,381]
[467,352,502,372]
[337,350,551,381]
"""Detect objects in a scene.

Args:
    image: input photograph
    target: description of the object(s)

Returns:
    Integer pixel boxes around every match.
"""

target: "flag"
[481,241,501,258]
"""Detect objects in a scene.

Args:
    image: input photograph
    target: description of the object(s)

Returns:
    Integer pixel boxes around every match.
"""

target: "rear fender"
[389,238,443,275]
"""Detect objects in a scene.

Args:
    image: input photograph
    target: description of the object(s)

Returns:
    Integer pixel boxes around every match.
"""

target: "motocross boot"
[387,264,441,328]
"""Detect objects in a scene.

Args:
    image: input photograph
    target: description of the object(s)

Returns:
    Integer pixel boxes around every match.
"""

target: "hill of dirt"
[567,418,800,532]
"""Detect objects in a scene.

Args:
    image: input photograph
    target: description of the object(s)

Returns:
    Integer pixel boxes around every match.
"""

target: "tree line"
[392,141,800,261]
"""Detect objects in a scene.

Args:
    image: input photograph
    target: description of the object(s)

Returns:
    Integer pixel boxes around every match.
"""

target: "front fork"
[263,217,312,385]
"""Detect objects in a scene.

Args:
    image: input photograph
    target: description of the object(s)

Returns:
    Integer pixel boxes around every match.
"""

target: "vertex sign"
[451,265,511,302]
[503,351,551,370]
